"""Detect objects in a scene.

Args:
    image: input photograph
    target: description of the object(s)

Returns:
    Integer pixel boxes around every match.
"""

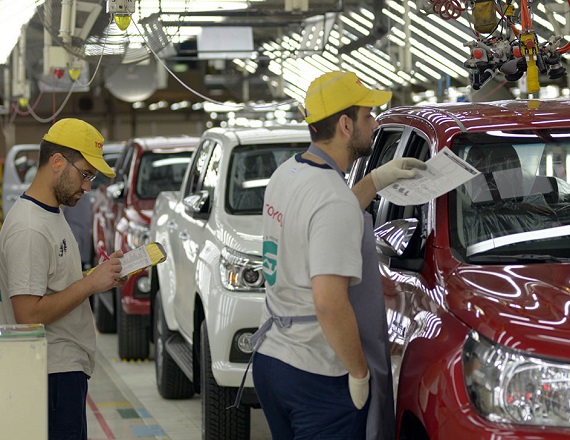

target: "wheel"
[154,293,194,399]
[200,321,250,440]
[117,294,149,360]
[93,291,117,334]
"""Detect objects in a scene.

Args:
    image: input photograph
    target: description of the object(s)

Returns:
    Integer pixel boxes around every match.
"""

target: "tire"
[200,321,250,440]
[154,293,194,399]
[117,294,149,360]
[93,291,117,334]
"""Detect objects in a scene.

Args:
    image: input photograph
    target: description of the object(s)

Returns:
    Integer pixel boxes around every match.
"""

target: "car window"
[202,143,222,197]
[115,146,134,185]
[15,150,39,184]
[91,152,123,191]
[136,151,194,199]
[185,139,214,198]
[227,144,304,214]
[449,129,570,261]
[362,128,405,226]
[382,133,430,225]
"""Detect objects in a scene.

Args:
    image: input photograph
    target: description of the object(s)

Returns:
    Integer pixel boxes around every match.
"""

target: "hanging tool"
[518,0,540,94]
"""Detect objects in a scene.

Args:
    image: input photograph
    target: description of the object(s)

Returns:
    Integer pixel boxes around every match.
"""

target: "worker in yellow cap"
[251,71,426,439]
[0,118,125,439]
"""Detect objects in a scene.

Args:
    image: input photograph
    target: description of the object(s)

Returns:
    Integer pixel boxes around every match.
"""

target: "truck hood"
[214,211,263,256]
[446,263,570,361]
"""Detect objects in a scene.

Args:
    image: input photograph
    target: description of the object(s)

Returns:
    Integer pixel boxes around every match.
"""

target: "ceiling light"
[171,101,190,110]
[148,101,168,111]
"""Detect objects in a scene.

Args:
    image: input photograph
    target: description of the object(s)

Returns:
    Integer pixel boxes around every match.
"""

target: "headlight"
[220,247,265,292]
[463,331,570,427]
[127,221,150,249]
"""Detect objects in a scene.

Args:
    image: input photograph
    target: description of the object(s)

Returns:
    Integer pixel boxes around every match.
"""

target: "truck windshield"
[136,151,193,199]
[449,129,570,262]
[227,144,305,214]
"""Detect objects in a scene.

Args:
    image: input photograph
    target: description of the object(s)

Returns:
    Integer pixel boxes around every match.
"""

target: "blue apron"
[350,210,395,440]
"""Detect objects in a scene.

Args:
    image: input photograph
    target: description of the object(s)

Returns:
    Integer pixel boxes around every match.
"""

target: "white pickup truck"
[149,125,309,440]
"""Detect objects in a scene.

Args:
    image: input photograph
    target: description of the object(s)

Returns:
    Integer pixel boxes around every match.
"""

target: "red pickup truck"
[92,135,197,360]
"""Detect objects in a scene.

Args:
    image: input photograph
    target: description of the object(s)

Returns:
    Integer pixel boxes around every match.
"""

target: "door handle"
[167,220,177,231]
[178,231,189,241]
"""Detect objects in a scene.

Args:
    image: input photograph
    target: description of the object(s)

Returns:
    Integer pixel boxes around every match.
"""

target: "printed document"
[117,242,167,278]
[378,147,480,206]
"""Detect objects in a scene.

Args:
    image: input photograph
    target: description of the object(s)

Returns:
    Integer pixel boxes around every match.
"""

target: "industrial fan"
[26,0,174,100]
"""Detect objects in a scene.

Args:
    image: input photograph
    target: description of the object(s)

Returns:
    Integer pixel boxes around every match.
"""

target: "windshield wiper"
[468,254,570,264]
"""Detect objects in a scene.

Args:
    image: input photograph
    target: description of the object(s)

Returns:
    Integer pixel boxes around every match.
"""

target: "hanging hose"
[431,0,465,20]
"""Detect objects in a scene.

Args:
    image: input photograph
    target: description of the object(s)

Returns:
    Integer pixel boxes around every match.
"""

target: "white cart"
[0,324,47,439]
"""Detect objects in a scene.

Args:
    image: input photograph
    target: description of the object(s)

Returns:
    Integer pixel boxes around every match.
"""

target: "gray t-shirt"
[259,154,363,376]
[0,196,96,376]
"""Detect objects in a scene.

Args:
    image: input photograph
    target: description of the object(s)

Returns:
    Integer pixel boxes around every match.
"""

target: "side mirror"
[183,190,210,214]
[374,218,419,257]
[106,182,125,200]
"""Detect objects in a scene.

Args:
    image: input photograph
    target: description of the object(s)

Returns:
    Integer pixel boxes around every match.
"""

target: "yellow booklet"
[88,242,167,277]
[118,242,167,278]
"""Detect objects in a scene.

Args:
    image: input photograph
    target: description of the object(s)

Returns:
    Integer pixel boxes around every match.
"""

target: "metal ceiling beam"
[161,20,304,27]
[169,8,342,17]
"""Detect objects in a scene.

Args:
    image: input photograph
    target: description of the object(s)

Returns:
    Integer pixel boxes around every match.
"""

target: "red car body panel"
[94,138,197,309]
[360,99,570,439]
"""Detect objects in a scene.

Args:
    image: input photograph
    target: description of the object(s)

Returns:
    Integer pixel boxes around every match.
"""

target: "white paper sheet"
[377,147,481,206]
[118,246,152,278]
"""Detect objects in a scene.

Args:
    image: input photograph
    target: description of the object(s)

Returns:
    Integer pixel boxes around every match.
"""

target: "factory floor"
[87,333,272,440]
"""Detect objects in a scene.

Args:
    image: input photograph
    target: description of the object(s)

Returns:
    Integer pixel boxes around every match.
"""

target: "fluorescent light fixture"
[415,61,443,80]
[427,14,475,42]
[148,100,168,111]
[339,15,371,36]
[342,54,400,86]
[386,34,406,47]
[170,101,190,110]
[346,11,374,29]
[197,27,254,60]
[322,50,340,64]
[359,7,375,20]
[382,8,405,25]
[351,49,405,84]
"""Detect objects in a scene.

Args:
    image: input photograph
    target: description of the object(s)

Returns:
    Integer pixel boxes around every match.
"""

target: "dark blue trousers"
[48,371,88,440]
[253,352,368,440]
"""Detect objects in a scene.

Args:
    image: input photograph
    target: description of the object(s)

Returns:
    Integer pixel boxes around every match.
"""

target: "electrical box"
[107,0,136,15]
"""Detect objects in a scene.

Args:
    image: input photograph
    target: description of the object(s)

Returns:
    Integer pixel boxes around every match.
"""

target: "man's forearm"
[11,278,93,325]
[351,174,377,210]
[312,274,368,377]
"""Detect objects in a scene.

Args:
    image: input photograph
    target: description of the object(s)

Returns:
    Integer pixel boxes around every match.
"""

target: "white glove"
[370,158,427,192]
[348,370,370,409]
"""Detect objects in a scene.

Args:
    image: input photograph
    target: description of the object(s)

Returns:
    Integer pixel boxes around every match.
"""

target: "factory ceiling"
[1,0,570,123]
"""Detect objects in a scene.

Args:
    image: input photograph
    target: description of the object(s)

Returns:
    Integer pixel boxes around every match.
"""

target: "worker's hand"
[348,370,370,409]
[86,250,123,293]
[370,158,427,192]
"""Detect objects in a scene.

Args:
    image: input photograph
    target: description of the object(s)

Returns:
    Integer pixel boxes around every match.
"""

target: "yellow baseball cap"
[304,71,392,124]
[43,118,116,178]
